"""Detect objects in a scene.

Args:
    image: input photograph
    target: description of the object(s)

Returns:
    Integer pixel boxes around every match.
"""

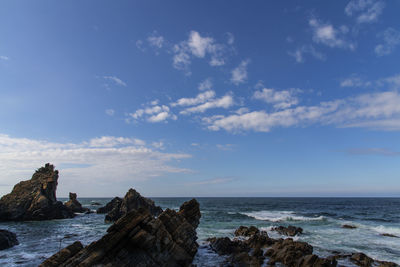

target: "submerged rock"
[0,229,19,250]
[64,193,89,213]
[97,188,163,222]
[0,163,74,221]
[272,225,303,236]
[342,224,357,229]
[40,199,201,267]
[380,233,399,238]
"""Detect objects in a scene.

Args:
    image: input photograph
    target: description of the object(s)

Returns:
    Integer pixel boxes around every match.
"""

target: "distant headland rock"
[64,192,90,214]
[97,188,163,222]
[40,198,201,267]
[0,163,74,221]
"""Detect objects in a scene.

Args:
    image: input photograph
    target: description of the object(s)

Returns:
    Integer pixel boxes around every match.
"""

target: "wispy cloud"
[340,75,371,88]
[103,76,127,87]
[0,56,9,61]
[171,90,216,107]
[147,31,164,49]
[288,45,326,63]
[105,109,115,116]
[0,134,191,195]
[231,59,250,85]
[346,148,399,156]
[345,0,385,24]
[216,144,235,151]
[180,93,234,114]
[309,18,355,50]
[198,78,213,91]
[253,88,300,110]
[375,28,400,56]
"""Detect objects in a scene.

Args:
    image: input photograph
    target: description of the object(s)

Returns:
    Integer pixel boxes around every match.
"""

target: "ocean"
[0,197,399,266]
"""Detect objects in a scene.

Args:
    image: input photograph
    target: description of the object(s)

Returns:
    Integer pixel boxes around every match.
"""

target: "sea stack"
[97,188,163,222]
[0,163,74,221]
[64,192,90,214]
[40,199,201,267]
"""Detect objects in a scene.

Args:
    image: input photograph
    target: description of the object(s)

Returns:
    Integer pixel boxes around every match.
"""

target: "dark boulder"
[0,229,19,250]
[265,238,314,266]
[40,199,201,267]
[64,193,89,213]
[350,253,374,267]
[0,163,74,221]
[298,254,337,267]
[98,188,163,222]
[272,225,303,236]
[342,224,357,229]
[234,225,260,237]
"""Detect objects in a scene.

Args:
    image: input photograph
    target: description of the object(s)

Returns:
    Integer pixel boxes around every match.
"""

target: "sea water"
[0,198,399,266]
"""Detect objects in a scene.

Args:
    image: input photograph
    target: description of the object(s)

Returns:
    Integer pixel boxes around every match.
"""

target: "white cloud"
[216,144,235,151]
[103,76,127,87]
[147,32,164,49]
[253,88,300,110]
[204,90,400,133]
[345,0,385,24]
[231,59,250,85]
[0,134,191,196]
[226,32,234,45]
[181,93,234,114]
[105,109,115,116]
[129,104,177,123]
[340,75,371,87]
[152,141,165,150]
[375,28,400,56]
[136,40,146,52]
[0,56,9,61]
[309,18,355,50]
[172,31,230,73]
[171,90,216,107]
[198,78,213,91]
[288,45,326,63]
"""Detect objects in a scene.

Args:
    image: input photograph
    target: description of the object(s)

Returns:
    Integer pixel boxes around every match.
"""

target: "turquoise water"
[0,198,399,266]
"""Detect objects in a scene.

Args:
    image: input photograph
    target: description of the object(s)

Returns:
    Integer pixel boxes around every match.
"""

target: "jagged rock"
[342,224,357,229]
[97,188,163,222]
[298,254,337,267]
[64,193,89,213]
[351,253,374,267]
[0,229,19,250]
[235,225,260,237]
[40,199,201,267]
[265,238,314,266]
[272,225,303,236]
[40,241,83,267]
[0,164,74,221]
[96,196,122,214]
[209,237,249,255]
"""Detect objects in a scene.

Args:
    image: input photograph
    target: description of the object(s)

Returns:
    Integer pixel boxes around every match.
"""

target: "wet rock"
[97,188,163,222]
[0,164,74,221]
[342,224,357,229]
[64,193,89,213]
[39,241,83,267]
[298,254,337,267]
[235,225,260,237]
[265,238,313,266]
[245,231,275,248]
[350,253,374,267]
[0,229,19,250]
[41,199,201,267]
[380,233,399,238]
[90,201,101,206]
[272,225,303,236]
[209,237,248,255]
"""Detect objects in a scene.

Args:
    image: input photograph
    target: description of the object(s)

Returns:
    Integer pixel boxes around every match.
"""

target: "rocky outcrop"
[41,199,201,267]
[0,229,19,250]
[64,193,89,214]
[272,225,303,236]
[0,164,74,221]
[234,225,260,237]
[342,224,357,229]
[97,188,163,222]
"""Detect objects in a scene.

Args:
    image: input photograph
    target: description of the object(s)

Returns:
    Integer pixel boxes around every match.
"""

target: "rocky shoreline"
[0,164,398,266]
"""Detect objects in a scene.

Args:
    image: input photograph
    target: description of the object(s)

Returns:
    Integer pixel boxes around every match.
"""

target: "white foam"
[242,210,325,222]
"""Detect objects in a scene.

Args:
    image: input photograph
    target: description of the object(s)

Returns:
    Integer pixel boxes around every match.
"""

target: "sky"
[0,0,400,197]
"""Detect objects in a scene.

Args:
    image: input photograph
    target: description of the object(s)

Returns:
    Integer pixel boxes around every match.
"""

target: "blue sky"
[0,0,400,197]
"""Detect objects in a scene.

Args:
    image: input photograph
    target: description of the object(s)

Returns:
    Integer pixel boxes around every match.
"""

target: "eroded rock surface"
[0,229,19,250]
[64,193,89,214]
[272,225,303,236]
[97,188,163,222]
[41,199,201,267]
[0,163,74,221]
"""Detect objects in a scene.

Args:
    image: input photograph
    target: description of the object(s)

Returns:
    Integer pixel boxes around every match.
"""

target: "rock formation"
[0,163,74,221]
[234,225,260,237]
[0,229,19,250]
[64,192,89,213]
[342,224,357,229]
[272,225,303,236]
[97,188,163,222]
[40,199,201,267]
